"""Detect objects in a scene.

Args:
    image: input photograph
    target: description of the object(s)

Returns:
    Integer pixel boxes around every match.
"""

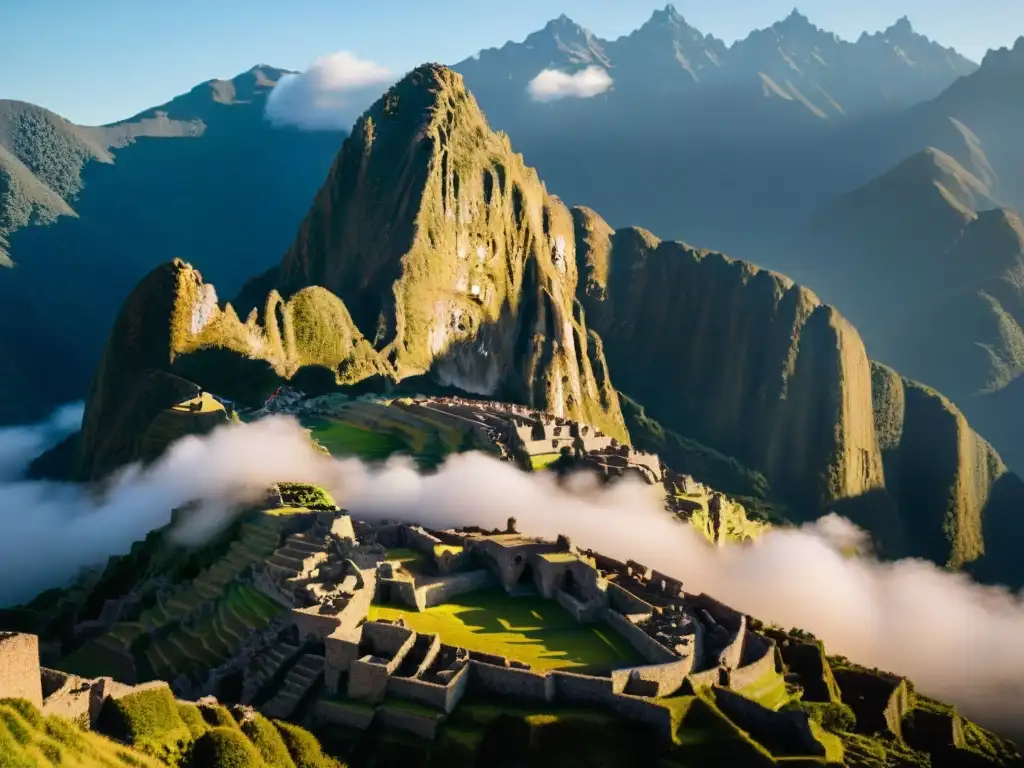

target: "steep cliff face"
[76,259,387,479]
[276,64,626,438]
[572,206,1024,578]
[573,206,883,512]
[871,362,1024,581]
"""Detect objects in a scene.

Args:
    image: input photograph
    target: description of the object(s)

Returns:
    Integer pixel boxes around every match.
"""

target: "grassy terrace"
[368,588,641,672]
[61,514,285,680]
[529,452,561,471]
[302,416,410,461]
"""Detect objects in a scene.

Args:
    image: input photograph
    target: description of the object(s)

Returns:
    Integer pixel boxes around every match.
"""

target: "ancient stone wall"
[418,570,493,609]
[348,656,398,705]
[688,593,743,632]
[362,622,415,657]
[555,589,587,622]
[718,615,748,670]
[648,571,684,599]
[325,626,363,693]
[688,667,722,690]
[313,699,376,730]
[330,515,356,543]
[606,582,655,615]
[602,610,677,664]
[388,663,470,714]
[713,687,825,757]
[832,668,910,738]
[729,634,777,691]
[0,632,43,707]
[379,577,420,610]
[39,669,93,725]
[550,671,615,705]
[611,657,693,698]
[404,525,443,555]
[469,660,554,701]
[290,607,343,641]
[376,704,442,739]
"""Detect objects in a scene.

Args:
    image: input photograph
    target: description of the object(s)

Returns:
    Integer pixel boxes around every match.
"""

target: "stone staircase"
[240,640,302,704]
[264,531,328,581]
[260,654,325,719]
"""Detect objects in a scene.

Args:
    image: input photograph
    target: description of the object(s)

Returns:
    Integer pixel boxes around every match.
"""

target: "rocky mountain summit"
[70,64,1024,589]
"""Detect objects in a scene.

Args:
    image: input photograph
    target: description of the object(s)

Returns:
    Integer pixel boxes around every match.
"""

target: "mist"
[265,51,396,130]
[528,66,614,102]
[1,412,1023,736]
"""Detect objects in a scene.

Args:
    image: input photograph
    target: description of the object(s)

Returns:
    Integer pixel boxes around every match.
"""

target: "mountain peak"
[886,16,915,36]
[544,13,581,32]
[979,35,1024,70]
[650,4,686,24]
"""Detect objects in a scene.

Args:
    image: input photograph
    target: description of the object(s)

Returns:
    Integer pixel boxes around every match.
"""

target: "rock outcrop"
[572,207,884,513]
[871,363,1024,578]
[268,64,626,438]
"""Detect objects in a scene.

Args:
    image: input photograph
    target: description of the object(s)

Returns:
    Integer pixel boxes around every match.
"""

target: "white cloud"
[265,51,396,131]
[0,402,83,481]
[527,66,613,102]
[2,413,1024,738]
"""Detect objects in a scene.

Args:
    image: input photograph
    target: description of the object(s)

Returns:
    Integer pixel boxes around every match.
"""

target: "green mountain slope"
[570,205,1024,581]
[0,66,345,425]
[73,64,1024,588]
[800,146,1024,473]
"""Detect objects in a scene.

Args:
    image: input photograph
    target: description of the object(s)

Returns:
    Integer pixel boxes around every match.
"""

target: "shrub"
[240,714,297,768]
[273,720,338,768]
[197,702,237,729]
[43,715,88,751]
[0,699,43,728]
[801,701,856,733]
[96,686,191,764]
[0,707,32,745]
[176,703,209,740]
[188,726,265,768]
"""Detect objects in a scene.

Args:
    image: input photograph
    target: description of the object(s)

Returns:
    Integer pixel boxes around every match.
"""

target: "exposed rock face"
[803,147,1024,472]
[76,259,387,479]
[871,363,1024,580]
[572,206,1024,581]
[276,64,626,438]
[572,207,883,512]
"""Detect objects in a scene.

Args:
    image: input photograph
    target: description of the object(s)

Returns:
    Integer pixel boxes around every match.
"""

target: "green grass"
[240,714,297,768]
[301,417,408,461]
[735,663,791,711]
[94,686,191,764]
[0,697,165,768]
[383,548,427,567]
[529,453,562,471]
[368,588,641,671]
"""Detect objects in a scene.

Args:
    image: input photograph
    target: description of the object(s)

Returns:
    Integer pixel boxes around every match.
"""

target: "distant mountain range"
[457,6,976,119]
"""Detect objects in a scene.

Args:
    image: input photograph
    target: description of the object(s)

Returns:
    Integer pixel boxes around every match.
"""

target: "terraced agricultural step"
[279,545,322,562]
[268,551,306,570]
[283,538,323,555]
[265,562,301,580]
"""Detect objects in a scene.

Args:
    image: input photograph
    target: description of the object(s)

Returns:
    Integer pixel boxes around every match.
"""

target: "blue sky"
[2,0,1022,125]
